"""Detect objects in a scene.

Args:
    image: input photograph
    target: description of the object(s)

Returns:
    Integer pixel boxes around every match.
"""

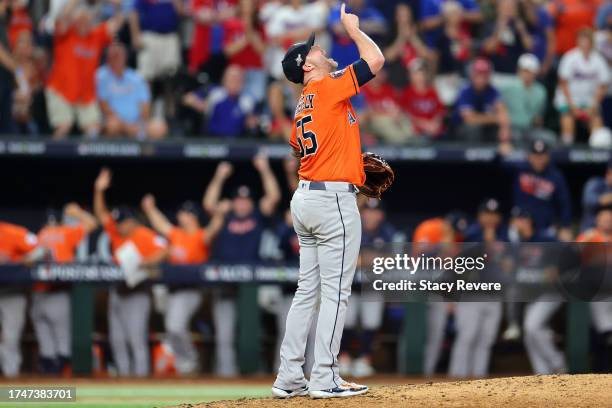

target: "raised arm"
[55,0,80,35]
[341,3,385,75]
[254,155,281,217]
[64,202,98,234]
[203,199,231,245]
[141,194,174,236]
[203,161,233,214]
[93,168,112,224]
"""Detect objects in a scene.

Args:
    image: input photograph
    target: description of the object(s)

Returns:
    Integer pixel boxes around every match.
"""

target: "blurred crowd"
[0,0,610,146]
[0,144,611,378]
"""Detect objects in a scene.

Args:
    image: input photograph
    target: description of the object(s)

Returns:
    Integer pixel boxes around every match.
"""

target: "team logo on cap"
[295,54,303,66]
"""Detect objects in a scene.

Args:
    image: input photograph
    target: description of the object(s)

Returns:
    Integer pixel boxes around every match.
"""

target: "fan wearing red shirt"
[401,59,445,138]
[188,0,237,76]
[361,69,413,144]
[222,0,266,102]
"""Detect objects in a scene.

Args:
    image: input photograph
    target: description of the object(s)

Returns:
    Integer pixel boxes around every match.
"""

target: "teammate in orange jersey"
[94,167,168,377]
[141,194,230,375]
[0,221,39,377]
[412,212,468,377]
[273,3,385,399]
[32,203,98,374]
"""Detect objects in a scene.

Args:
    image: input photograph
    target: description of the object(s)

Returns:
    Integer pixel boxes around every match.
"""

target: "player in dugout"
[140,193,230,375]
[32,203,98,375]
[93,168,168,377]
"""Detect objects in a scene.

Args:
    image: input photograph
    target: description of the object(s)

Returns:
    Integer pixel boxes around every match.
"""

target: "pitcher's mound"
[178,374,612,408]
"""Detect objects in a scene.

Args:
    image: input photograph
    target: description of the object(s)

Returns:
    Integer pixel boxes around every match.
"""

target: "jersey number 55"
[296,115,318,158]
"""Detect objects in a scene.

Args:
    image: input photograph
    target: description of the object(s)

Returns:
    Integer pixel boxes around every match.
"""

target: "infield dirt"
[176,374,612,408]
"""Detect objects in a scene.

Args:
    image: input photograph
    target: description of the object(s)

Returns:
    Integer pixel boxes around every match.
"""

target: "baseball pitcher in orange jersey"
[272,3,384,399]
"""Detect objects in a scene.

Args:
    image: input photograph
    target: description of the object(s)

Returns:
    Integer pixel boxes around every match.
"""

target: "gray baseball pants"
[274,181,361,391]
[0,293,27,377]
[165,289,202,374]
[524,300,566,374]
[108,289,151,377]
[30,291,71,359]
[449,302,502,378]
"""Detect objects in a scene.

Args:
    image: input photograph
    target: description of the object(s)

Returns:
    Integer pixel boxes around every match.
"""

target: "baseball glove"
[360,152,394,199]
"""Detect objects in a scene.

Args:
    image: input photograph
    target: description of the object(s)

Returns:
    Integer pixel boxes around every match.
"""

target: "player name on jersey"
[294,94,315,117]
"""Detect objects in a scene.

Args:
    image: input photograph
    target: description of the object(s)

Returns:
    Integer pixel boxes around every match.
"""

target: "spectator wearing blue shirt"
[581,159,612,231]
[500,140,573,241]
[420,0,482,47]
[182,65,257,138]
[328,0,387,69]
[130,0,182,82]
[97,43,166,139]
[455,58,511,143]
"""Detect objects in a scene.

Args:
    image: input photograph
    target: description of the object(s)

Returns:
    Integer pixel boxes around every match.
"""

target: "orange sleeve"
[15,228,38,254]
[318,64,360,105]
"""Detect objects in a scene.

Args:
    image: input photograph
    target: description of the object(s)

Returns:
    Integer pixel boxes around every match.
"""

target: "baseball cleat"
[271,385,309,399]
[309,381,368,399]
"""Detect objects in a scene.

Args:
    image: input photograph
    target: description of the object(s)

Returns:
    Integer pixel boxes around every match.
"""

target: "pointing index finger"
[341,2,345,16]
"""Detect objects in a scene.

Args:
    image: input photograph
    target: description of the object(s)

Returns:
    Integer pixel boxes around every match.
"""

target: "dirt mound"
[175,374,612,408]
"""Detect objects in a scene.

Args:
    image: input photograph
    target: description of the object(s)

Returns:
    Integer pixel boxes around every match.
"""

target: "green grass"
[0,384,270,408]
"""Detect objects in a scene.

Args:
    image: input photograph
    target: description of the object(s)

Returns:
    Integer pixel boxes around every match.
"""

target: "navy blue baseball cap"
[445,211,469,233]
[112,206,137,223]
[178,200,200,216]
[364,198,386,211]
[282,33,315,84]
[232,185,253,199]
[478,198,501,214]
[45,209,62,225]
[530,139,549,154]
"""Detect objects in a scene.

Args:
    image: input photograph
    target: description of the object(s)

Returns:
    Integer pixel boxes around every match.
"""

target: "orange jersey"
[104,218,167,259]
[167,227,209,264]
[0,222,38,262]
[290,64,365,186]
[38,224,86,263]
[46,23,111,103]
